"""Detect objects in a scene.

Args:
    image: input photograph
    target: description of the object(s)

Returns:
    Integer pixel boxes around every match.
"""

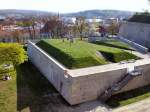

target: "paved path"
[68,97,150,112]
[125,50,150,59]
[112,97,150,112]
[83,97,150,112]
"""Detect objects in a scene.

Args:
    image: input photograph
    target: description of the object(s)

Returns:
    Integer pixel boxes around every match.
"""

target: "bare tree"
[42,16,68,38]
[31,17,36,39]
[12,30,22,43]
[107,22,119,35]
[17,20,33,39]
[75,17,88,40]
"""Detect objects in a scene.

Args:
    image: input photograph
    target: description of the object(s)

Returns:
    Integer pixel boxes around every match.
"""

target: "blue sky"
[0,0,149,13]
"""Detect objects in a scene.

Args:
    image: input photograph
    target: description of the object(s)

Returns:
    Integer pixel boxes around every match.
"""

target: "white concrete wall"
[27,41,74,104]
[28,41,150,105]
[69,60,150,104]
[119,22,150,49]
[117,36,149,53]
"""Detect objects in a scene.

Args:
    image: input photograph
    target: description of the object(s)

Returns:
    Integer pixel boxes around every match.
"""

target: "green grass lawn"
[1,62,150,112]
[36,39,138,69]
[0,71,16,112]
[0,62,57,112]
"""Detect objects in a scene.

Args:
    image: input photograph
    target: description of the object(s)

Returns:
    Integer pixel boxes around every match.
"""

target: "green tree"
[0,43,27,68]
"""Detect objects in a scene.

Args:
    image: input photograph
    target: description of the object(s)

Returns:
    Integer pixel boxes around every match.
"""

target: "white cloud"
[0,0,149,13]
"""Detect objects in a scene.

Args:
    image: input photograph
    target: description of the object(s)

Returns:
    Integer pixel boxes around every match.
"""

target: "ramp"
[100,68,143,102]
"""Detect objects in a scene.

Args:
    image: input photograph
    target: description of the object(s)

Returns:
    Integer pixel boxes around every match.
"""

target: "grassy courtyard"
[37,39,138,69]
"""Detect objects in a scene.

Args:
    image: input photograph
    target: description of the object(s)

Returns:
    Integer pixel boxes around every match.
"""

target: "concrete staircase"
[100,69,143,102]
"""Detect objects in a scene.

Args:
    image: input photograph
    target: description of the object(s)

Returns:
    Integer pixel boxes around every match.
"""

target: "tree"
[17,19,36,39]
[71,25,78,38]
[23,20,34,39]
[42,16,68,38]
[31,17,36,39]
[107,22,119,35]
[12,30,22,43]
[75,17,89,40]
[0,43,27,68]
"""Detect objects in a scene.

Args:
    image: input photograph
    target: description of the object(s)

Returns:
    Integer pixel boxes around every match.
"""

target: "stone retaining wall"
[118,22,150,49]
[117,36,149,53]
[28,41,150,105]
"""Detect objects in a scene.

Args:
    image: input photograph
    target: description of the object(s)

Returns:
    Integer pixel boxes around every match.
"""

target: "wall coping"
[68,59,150,77]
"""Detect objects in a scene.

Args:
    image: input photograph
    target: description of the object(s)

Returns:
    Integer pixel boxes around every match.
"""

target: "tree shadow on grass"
[106,84,150,108]
[16,62,59,112]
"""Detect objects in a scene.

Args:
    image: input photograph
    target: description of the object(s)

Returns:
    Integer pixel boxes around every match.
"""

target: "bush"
[100,51,139,62]
[0,43,27,66]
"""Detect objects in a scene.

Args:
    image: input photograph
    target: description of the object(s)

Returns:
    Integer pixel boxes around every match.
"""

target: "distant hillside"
[63,10,134,19]
[0,9,55,18]
[0,9,134,19]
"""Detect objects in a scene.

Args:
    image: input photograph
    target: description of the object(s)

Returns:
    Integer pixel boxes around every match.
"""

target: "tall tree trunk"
[32,25,36,39]
[28,27,32,39]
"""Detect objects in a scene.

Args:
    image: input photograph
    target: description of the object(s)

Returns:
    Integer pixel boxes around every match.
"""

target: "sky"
[0,0,149,13]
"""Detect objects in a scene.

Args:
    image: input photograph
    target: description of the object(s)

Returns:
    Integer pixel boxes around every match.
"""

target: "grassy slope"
[37,39,138,69]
